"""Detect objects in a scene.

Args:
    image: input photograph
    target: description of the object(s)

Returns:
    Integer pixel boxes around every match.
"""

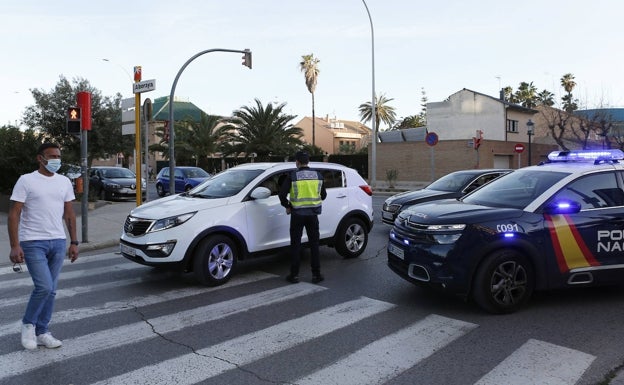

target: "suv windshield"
[462,169,569,209]
[190,168,264,198]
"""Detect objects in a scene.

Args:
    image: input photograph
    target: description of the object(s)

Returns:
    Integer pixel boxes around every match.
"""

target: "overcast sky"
[1,0,623,129]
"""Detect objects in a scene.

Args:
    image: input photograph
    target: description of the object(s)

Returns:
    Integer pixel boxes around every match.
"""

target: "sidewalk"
[0,200,136,268]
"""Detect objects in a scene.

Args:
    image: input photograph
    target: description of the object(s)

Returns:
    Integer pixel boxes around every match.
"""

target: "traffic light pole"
[76,91,92,243]
[168,48,251,195]
[80,128,88,243]
[134,66,142,207]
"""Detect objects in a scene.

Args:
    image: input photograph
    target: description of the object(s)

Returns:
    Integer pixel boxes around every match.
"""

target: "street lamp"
[167,48,251,194]
[101,58,133,81]
[526,119,534,166]
[362,0,376,188]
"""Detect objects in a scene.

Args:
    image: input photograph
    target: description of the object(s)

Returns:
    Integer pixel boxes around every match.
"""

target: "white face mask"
[43,158,62,173]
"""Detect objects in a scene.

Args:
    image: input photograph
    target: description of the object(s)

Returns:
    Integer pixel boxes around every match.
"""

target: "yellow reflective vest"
[289,169,323,209]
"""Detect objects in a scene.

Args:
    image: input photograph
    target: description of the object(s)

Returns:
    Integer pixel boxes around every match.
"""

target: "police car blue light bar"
[547,149,624,162]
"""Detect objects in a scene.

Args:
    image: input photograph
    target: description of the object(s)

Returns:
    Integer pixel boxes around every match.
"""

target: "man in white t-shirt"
[8,142,79,350]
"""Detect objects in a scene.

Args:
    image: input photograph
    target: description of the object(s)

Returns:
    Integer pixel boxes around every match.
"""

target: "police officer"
[279,151,327,284]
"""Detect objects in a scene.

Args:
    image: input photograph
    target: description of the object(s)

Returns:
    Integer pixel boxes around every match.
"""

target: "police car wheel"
[193,235,238,286]
[335,217,368,259]
[472,250,534,314]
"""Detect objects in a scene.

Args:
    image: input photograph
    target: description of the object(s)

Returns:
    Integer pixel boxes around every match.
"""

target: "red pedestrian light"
[67,107,81,134]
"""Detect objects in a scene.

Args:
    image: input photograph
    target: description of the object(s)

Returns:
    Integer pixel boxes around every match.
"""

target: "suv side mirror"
[250,187,271,200]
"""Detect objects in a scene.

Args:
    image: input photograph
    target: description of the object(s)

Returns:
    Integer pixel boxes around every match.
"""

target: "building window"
[507,119,519,133]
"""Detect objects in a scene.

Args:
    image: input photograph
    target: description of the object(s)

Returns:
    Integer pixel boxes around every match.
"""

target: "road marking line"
[474,338,596,385]
[90,297,395,385]
[1,276,162,308]
[0,271,276,338]
[0,261,146,290]
[295,314,478,385]
[0,251,120,276]
[0,282,326,379]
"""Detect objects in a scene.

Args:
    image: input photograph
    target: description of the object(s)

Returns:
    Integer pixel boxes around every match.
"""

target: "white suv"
[120,162,374,285]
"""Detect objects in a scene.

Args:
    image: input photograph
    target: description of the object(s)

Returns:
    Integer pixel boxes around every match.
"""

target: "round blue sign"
[426,132,439,146]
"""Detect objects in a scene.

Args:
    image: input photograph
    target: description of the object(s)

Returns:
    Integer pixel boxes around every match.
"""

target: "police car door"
[544,172,624,282]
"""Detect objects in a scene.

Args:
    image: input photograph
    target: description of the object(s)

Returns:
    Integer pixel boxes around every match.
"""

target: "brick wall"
[370,140,559,184]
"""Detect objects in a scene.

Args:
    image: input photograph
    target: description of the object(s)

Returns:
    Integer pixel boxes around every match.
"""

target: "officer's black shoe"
[286,274,300,284]
[311,274,324,284]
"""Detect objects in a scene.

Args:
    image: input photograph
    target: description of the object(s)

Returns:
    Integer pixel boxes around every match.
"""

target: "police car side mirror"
[250,187,271,200]
[543,200,582,214]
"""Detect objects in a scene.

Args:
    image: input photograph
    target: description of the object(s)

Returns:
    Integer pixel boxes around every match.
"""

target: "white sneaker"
[21,323,36,350]
[36,332,62,348]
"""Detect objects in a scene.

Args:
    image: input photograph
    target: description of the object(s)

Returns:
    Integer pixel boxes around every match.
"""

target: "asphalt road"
[1,194,624,384]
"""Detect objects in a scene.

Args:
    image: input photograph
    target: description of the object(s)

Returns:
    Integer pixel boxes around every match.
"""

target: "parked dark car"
[381,169,512,225]
[89,166,146,201]
[155,166,211,197]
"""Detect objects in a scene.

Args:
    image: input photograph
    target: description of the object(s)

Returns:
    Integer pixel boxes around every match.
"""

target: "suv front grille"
[124,216,154,236]
[405,221,429,231]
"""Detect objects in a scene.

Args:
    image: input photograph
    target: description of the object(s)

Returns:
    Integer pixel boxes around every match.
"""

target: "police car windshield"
[462,169,569,209]
[189,169,264,198]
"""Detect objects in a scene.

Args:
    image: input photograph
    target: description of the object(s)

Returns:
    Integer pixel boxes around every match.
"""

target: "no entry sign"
[514,143,525,153]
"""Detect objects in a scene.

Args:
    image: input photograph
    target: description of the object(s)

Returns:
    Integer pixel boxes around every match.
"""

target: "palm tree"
[221,99,303,160]
[561,73,576,94]
[299,54,320,147]
[536,90,555,107]
[358,93,397,131]
[560,73,577,112]
[502,86,515,103]
[177,113,228,167]
[513,82,538,108]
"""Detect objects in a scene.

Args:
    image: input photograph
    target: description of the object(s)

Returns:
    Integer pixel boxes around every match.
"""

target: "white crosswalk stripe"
[474,339,596,385]
[294,314,478,385]
[0,270,276,339]
[0,282,326,379]
[0,261,146,290]
[0,257,600,385]
[91,297,396,385]
[0,252,126,277]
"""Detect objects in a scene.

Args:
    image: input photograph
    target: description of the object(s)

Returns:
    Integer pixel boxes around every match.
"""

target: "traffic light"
[242,49,252,69]
[67,107,82,134]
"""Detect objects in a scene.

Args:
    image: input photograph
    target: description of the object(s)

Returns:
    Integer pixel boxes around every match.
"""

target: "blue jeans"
[21,239,66,335]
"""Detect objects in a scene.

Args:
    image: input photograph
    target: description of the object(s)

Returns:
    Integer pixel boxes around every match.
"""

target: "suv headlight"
[150,212,196,233]
[384,203,401,213]
[428,224,466,245]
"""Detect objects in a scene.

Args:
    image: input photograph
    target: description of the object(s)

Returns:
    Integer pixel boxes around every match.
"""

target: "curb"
[77,238,120,253]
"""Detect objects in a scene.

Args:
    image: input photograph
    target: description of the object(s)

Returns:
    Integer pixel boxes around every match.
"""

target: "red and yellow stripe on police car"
[545,214,600,273]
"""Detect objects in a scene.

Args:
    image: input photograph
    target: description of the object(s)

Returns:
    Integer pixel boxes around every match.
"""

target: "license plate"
[388,243,404,260]
[382,211,394,220]
[120,243,136,256]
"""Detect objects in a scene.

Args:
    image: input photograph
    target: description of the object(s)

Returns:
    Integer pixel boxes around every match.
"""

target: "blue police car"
[387,150,624,313]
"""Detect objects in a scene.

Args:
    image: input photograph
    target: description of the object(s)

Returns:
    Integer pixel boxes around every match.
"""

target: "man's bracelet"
[70,241,80,246]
